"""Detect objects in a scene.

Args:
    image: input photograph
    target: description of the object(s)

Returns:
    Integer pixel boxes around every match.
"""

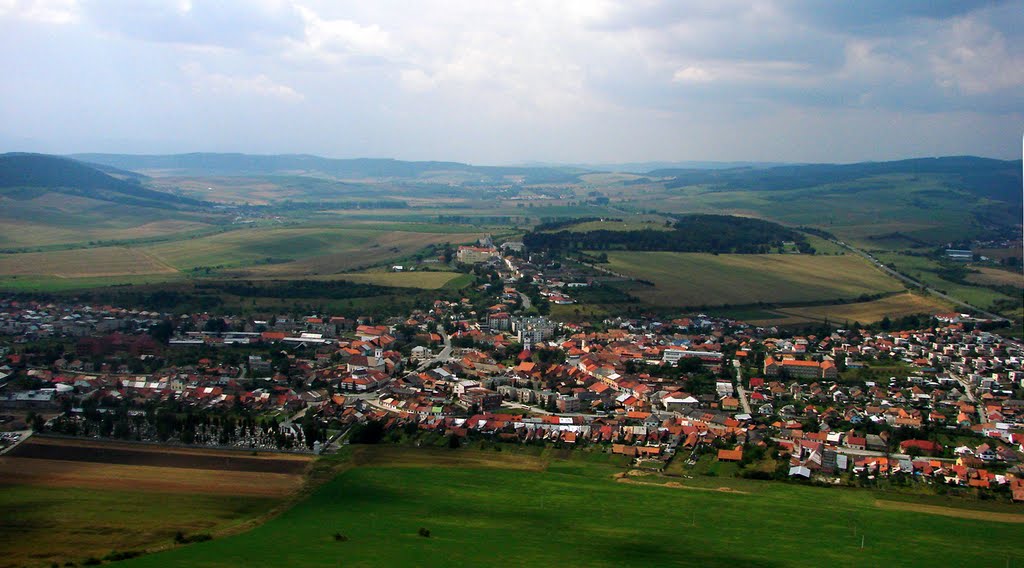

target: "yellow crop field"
[761,293,952,326]
[0,247,178,277]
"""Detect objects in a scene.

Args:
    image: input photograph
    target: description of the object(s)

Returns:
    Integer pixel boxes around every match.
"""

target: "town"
[2,238,1022,506]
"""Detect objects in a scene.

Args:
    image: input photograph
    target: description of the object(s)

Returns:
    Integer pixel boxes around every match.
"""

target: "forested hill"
[71,153,586,184]
[650,156,1023,204]
[0,153,203,209]
[524,214,813,254]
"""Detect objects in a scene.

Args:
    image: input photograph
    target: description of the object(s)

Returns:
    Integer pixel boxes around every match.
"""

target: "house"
[457,246,498,264]
[899,439,943,456]
[764,358,838,380]
[717,447,744,462]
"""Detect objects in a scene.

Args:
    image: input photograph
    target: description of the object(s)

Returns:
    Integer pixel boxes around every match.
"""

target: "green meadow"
[123,446,1024,568]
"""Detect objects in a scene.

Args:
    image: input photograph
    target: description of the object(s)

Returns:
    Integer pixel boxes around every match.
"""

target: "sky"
[1,0,1022,165]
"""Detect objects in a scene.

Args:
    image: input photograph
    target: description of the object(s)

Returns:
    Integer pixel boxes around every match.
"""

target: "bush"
[174,532,212,544]
[103,551,143,561]
[418,527,431,538]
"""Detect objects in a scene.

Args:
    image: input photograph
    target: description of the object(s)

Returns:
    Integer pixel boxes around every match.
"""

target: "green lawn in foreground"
[124,447,1024,568]
[0,485,278,568]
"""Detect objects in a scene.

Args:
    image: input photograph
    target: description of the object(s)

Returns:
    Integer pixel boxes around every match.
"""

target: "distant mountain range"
[70,153,587,184]
[517,160,791,172]
[3,152,1020,212]
[71,153,1022,203]
[0,153,202,209]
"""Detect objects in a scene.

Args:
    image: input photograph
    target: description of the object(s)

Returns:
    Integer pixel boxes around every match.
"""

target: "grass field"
[872,252,1016,311]
[120,445,1024,568]
[550,219,672,232]
[308,271,467,289]
[0,485,279,568]
[144,226,482,275]
[0,223,484,290]
[0,191,219,249]
[628,174,994,246]
[603,252,904,307]
[0,273,186,292]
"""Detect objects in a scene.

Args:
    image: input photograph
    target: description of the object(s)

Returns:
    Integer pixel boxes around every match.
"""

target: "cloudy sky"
[1,0,1021,164]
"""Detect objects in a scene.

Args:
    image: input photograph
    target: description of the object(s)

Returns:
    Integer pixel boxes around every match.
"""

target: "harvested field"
[875,499,1024,523]
[0,247,178,277]
[0,438,308,566]
[758,293,951,326]
[11,437,311,474]
[604,252,903,307]
[0,457,304,497]
[966,266,1024,288]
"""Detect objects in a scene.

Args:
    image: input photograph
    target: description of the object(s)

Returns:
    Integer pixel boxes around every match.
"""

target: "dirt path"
[875,499,1024,523]
[613,472,749,494]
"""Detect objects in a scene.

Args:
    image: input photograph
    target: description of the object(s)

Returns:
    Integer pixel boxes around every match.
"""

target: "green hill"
[0,153,204,209]
[652,156,1022,204]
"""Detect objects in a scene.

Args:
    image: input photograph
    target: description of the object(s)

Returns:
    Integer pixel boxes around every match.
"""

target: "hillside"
[71,153,586,184]
[651,156,1023,204]
[0,153,203,210]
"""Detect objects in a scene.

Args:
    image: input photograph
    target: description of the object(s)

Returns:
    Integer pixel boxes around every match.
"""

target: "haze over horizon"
[1,0,1022,165]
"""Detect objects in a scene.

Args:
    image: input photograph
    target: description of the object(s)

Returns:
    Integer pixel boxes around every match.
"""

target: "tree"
[349,420,385,444]
[204,318,228,333]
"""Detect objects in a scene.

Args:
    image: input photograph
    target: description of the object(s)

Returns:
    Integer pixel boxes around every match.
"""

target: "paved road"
[518,292,532,310]
[949,370,987,423]
[831,239,1008,322]
[732,360,753,415]
[417,331,452,371]
[0,429,33,456]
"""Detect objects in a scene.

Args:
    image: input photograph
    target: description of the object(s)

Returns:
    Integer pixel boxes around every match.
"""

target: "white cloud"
[180,62,304,102]
[289,4,397,63]
[0,0,78,24]
[673,66,713,83]
[2,0,1021,162]
[930,16,1024,95]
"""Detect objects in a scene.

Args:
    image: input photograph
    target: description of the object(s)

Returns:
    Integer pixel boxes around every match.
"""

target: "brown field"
[0,247,178,277]
[755,293,952,326]
[2,438,311,497]
[0,457,304,497]
[11,437,311,474]
[0,437,311,567]
[966,266,1024,288]
[975,246,1023,261]
[875,499,1024,523]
